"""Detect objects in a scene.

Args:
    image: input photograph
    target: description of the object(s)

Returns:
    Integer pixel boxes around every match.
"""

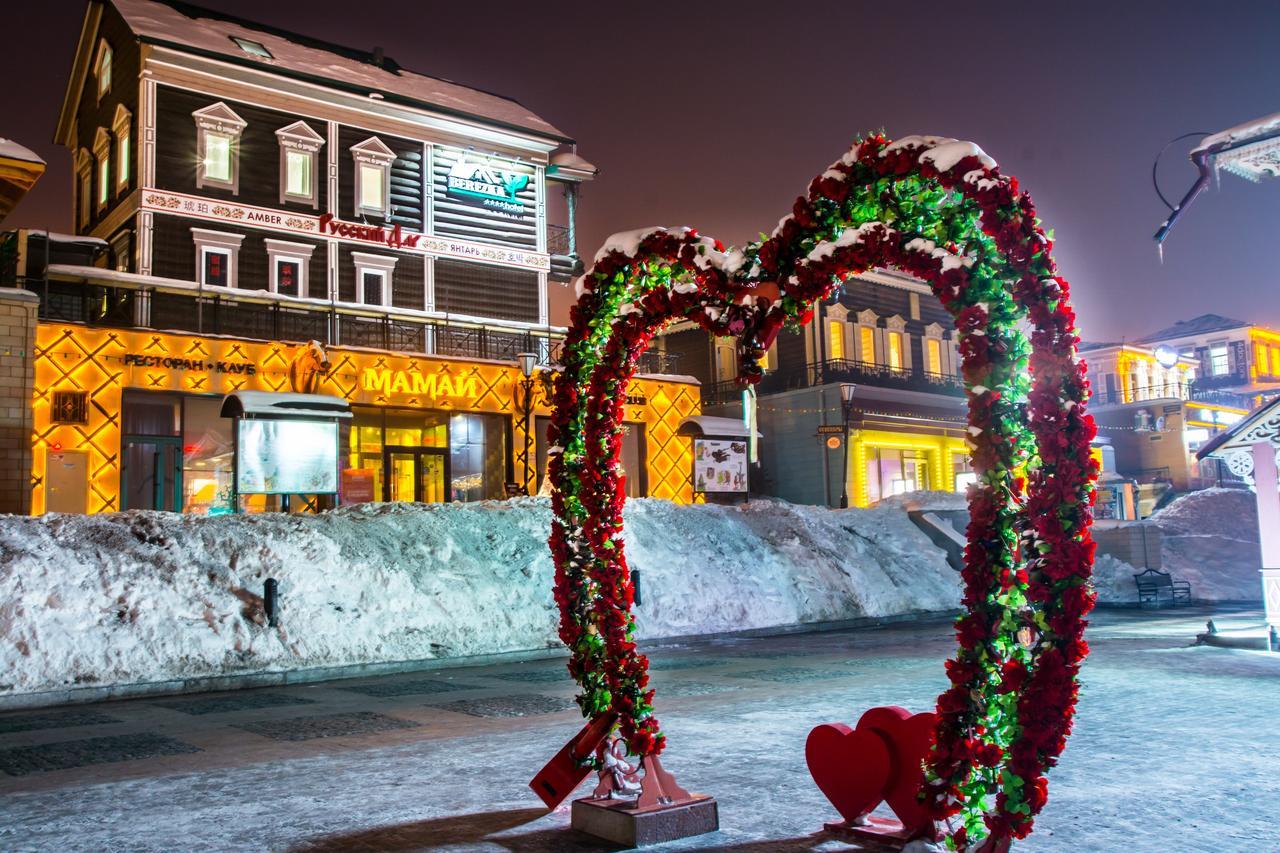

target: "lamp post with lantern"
[516,352,540,494]
[839,382,856,509]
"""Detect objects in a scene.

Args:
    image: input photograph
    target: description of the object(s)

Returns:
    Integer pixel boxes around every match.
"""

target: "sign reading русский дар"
[140,190,550,271]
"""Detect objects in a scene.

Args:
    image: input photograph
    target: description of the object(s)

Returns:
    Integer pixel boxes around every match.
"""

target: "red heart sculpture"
[805,722,891,824]
[857,705,939,836]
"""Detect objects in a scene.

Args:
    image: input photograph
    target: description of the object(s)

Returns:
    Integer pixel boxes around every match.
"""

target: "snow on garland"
[547,133,1097,849]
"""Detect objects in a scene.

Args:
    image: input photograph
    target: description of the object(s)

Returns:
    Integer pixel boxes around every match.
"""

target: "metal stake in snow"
[1153,113,1280,250]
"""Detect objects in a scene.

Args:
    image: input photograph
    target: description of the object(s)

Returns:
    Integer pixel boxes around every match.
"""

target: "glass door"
[383,447,449,503]
[122,437,183,511]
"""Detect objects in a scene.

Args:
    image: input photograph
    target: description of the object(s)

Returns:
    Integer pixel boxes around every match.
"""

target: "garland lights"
[547,133,1097,849]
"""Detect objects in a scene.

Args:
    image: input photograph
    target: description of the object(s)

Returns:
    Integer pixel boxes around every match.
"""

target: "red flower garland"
[548,133,1096,850]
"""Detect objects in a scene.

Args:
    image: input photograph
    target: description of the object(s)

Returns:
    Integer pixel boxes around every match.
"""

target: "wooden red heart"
[857,706,939,836]
[805,722,891,824]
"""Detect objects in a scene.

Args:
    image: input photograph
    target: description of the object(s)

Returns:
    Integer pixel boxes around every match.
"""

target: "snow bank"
[0,498,960,697]
[1091,489,1263,603]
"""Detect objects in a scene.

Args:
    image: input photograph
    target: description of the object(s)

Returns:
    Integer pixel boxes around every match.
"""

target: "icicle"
[1157,241,1164,265]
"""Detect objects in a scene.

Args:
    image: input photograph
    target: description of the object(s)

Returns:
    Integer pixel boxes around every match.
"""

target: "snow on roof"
[1194,112,1280,153]
[111,0,572,142]
[0,139,44,165]
[1135,313,1250,343]
[220,390,352,419]
[676,416,760,438]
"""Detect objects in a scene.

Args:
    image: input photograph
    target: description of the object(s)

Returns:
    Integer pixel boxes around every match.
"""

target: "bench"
[1134,568,1192,608]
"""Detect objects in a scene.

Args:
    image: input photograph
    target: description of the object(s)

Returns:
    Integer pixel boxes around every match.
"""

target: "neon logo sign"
[446,156,530,214]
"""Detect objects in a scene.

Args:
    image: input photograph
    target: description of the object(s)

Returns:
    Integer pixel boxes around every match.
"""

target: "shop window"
[1209,342,1229,375]
[350,136,396,218]
[951,451,976,492]
[265,239,316,298]
[182,396,234,514]
[93,127,111,211]
[113,105,132,194]
[95,40,112,100]
[1272,346,1280,377]
[827,320,845,360]
[352,251,398,306]
[865,446,929,504]
[450,412,507,502]
[192,228,245,288]
[193,102,246,193]
[276,121,324,207]
[714,338,737,382]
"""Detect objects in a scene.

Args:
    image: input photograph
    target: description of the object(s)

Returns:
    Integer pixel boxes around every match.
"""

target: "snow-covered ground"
[1092,488,1263,603]
[0,498,960,699]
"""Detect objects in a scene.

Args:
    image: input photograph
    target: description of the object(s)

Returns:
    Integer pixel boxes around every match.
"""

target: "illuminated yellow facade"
[32,323,699,514]
[1250,327,1280,383]
[846,429,971,508]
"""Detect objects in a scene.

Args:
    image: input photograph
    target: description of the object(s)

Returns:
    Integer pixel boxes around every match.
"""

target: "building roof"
[1136,313,1251,343]
[104,0,572,143]
[1196,394,1280,459]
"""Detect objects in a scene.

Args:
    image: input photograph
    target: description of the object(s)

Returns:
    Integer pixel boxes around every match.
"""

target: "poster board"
[693,438,748,494]
[236,420,338,494]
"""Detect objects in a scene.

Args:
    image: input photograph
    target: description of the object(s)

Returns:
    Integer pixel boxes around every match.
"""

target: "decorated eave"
[1196,394,1280,481]
[0,139,47,224]
[1154,112,1280,245]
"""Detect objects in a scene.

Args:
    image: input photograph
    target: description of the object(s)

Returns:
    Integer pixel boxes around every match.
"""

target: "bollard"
[632,569,642,607]
[1271,626,1278,653]
[264,578,280,627]
[1206,619,1217,635]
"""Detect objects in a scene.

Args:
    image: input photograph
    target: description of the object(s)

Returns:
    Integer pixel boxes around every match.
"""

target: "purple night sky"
[4,0,1278,341]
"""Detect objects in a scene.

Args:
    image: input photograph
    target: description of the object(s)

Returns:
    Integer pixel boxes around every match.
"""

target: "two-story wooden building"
[657,269,969,508]
[0,0,698,516]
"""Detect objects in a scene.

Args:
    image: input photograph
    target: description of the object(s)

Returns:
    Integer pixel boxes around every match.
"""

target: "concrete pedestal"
[571,795,718,847]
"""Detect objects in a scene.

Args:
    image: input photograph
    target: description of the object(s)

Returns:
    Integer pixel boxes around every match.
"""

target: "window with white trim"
[275,121,324,207]
[113,105,132,194]
[192,103,246,193]
[95,40,112,100]
[76,149,92,228]
[825,304,849,362]
[1209,341,1230,375]
[93,128,111,211]
[923,323,945,376]
[350,136,396,218]
[855,309,878,365]
[352,252,398,307]
[192,228,245,289]
[265,239,316,298]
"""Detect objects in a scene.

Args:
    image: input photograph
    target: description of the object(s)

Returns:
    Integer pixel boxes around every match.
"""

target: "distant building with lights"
[0,0,698,516]
[1135,313,1280,407]
[658,269,970,508]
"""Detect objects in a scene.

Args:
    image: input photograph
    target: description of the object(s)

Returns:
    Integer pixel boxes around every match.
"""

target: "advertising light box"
[693,438,748,494]
[236,419,338,495]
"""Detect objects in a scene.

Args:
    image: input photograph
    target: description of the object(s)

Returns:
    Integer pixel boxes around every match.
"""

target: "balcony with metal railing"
[16,269,693,378]
[701,357,965,406]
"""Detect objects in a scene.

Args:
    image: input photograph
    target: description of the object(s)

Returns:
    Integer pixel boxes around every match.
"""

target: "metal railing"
[702,357,965,406]
[547,224,572,256]
[25,276,575,367]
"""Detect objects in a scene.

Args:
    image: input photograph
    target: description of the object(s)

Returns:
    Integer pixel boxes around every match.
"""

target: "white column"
[1251,441,1280,629]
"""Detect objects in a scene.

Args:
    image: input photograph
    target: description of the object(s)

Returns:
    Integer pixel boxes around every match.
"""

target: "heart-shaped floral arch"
[547,133,1098,849]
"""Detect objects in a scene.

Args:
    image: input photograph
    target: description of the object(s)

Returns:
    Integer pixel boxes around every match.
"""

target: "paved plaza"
[0,607,1276,852]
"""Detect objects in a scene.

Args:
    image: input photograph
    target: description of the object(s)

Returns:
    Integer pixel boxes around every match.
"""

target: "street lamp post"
[839,382,856,509]
[517,352,539,494]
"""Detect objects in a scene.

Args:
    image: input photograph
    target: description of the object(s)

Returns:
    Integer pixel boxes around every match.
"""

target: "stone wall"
[0,289,37,515]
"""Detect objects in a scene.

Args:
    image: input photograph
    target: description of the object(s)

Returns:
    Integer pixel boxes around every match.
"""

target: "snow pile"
[1091,488,1263,603]
[0,498,960,697]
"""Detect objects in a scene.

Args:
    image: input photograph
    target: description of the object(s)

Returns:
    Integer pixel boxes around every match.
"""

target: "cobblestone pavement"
[0,607,1276,852]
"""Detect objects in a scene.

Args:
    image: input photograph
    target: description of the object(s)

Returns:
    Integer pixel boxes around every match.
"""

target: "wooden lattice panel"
[31,324,700,512]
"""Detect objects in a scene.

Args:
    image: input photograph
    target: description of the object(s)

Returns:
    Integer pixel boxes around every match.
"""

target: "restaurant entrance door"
[122,436,183,511]
[383,446,449,503]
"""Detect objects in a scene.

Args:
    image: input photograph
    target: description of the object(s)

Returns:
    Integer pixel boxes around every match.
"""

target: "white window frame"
[825,304,849,362]
[75,148,92,229]
[93,127,111,213]
[350,136,396,219]
[95,40,112,101]
[265,239,316,297]
[1208,340,1230,376]
[923,323,945,376]
[275,121,324,208]
[352,251,398,307]
[855,309,878,364]
[192,102,247,194]
[192,228,245,289]
[113,105,132,195]
[885,315,908,372]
